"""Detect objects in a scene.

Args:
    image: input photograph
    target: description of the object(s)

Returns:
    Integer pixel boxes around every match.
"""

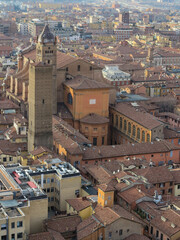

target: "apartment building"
[0,164,48,239]
[30,160,81,211]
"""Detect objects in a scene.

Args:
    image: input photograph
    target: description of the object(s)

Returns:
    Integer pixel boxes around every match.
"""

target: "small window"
[67,93,73,105]
[51,178,54,183]
[160,233,163,240]
[93,137,97,146]
[17,221,23,228]
[170,151,173,157]
[75,189,80,196]
[90,66,92,71]
[105,200,107,205]
[11,222,15,229]
[1,224,6,230]
[66,67,68,72]
[102,137,104,145]
[94,128,97,131]
[42,99,45,104]
[17,233,23,239]
[168,188,172,194]
[11,234,15,240]
[108,196,111,200]
[77,65,80,71]
[47,60,50,64]
[3,157,6,162]
[119,230,123,236]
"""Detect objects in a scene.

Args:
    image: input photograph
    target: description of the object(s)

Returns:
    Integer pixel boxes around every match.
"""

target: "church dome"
[38,24,55,44]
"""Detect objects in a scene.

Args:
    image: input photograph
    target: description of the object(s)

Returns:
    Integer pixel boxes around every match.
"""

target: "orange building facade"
[62,76,110,146]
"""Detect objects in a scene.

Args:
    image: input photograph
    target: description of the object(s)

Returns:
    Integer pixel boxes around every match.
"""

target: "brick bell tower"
[28,25,56,152]
[36,24,57,114]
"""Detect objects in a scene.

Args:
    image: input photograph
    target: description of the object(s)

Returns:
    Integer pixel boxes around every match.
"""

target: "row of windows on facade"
[1,233,23,240]
[85,127,106,131]
[2,157,13,162]
[108,229,129,238]
[113,81,129,86]
[36,177,54,184]
[150,226,169,240]
[113,115,151,141]
[93,137,104,145]
[66,65,93,72]
[99,192,111,201]
[1,221,23,230]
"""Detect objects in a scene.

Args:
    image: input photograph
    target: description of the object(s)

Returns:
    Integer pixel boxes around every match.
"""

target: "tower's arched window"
[133,125,136,137]
[137,128,140,140]
[128,122,131,134]
[142,131,145,142]
[67,93,73,105]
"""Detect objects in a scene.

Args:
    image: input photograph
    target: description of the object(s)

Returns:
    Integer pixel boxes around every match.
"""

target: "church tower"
[28,25,55,152]
[28,62,53,152]
[36,24,57,114]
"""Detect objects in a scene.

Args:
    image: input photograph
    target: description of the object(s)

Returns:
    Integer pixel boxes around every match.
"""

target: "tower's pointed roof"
[38,24,55,44]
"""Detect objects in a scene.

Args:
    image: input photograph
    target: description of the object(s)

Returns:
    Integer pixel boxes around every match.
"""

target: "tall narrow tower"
[36,24,57,114]
[28,62,53,152]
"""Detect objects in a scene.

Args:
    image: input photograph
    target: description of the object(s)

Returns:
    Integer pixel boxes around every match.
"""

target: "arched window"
[142,131,145,142]
[128,122,131,135]
[120,117,122,129]
[124,120,127,131]
[116,115,118,127]
[147,133,150,142]
[67,93,73,105]
[137,128,140,140]
[133,125,136,137]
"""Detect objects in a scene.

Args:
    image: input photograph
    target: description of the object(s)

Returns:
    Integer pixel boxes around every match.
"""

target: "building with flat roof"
[0,164,47,237]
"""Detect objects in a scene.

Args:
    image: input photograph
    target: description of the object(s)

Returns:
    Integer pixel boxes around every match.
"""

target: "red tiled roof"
[80,113,109,124]
[112,103,162,130]
[66,197,91,212]
[64,75,110,90]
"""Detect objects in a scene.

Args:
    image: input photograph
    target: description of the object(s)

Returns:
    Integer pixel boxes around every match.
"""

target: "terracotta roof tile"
[77,216,102,240]
[45,215,81,233]
[80,113,109,124]
[112,103,162,130]
[124,234,149,240]
[82,140,180,161]
[29,232,53,240]
[66,197,91,212]
[132,166,174,184]
[64,75,110,90]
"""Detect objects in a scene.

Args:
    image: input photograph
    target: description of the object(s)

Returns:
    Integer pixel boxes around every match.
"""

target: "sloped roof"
[80,113,109,124]
[64,75,110,90]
